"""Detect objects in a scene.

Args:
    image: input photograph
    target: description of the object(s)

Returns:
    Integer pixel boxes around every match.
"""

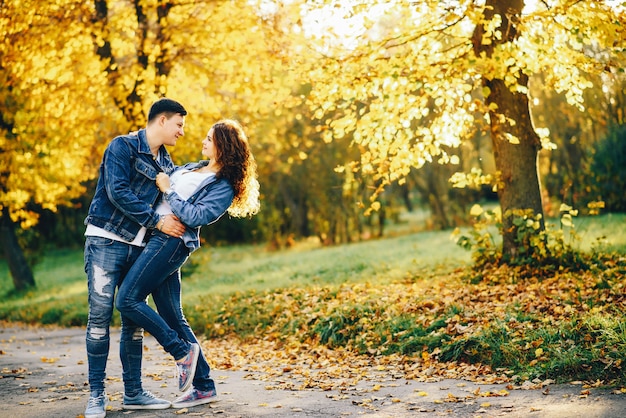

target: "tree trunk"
[0,207,36,291]
[410,165,453,230]
[91,0,151,126]
[472,0,544,260]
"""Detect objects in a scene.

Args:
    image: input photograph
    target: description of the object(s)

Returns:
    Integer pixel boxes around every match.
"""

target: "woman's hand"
[156,172,171,192]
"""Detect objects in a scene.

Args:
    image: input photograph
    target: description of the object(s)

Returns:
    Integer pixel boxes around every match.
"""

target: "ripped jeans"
[84,236,145,396]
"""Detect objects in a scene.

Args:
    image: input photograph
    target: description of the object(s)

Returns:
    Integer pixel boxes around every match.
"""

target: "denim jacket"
[163,161,235,252]
[84,129,175,241]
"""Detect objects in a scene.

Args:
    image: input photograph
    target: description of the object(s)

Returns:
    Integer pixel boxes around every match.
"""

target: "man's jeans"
[84,236,144,395]
[116,231,216,392]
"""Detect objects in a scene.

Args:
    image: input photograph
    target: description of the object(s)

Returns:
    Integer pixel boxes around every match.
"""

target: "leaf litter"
[198,259,626,412]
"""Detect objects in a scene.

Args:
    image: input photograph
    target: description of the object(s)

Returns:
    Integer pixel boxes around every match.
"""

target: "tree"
[531,69,626,211]
[285,0,626,262]
[0,0,115,289]
[1,0,288,289]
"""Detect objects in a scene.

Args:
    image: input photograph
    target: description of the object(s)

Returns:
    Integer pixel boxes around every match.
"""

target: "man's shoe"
[172,388,219,408]
[122,390,171,410]
[85,391,108,418]
[176,342,200,392]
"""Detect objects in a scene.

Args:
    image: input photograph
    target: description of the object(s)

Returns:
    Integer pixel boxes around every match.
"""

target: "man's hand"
[160,214,186,238]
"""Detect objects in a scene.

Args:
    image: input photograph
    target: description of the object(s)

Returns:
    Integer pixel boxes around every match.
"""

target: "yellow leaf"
[470,204,483,217]
[504,132,520,144]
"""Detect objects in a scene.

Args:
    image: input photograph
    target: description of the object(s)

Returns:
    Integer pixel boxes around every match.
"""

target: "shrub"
[454,203,594,278]
[585,124,626,212]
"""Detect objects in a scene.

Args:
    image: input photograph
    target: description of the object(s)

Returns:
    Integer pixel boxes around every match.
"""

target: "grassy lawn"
[1,212,625,385]
[0,209,472,316]
[0,212,624,321]
[186,226,470,295]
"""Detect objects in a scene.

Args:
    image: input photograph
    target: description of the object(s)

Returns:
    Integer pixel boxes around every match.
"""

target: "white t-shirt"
[155,169,215,216]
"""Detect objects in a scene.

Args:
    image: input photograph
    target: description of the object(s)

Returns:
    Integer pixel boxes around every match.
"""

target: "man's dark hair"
[148,98,187,122]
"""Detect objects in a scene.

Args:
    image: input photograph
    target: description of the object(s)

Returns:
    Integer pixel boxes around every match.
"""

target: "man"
[83,98,188,418]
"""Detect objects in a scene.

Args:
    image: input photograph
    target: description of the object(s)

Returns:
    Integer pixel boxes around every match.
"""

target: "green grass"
[1,213,624,322]
[186,227,470,297]
[0,210,470,324]
[572,212,626,253]
[1,213,626,384]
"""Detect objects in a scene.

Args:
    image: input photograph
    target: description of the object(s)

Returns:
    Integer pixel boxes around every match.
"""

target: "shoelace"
[141,391,156,399]
[88,396,105,407]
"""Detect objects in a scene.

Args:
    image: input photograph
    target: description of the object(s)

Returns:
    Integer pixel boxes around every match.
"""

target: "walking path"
[1,323,625,417]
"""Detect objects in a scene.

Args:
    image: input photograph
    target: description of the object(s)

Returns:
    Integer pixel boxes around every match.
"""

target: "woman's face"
[202,128,217,160]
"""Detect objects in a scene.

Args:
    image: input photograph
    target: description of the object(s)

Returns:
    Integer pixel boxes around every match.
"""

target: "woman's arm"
[157,173,235,228]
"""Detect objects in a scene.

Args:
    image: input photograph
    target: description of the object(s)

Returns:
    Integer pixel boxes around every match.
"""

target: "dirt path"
[1,323,625,417]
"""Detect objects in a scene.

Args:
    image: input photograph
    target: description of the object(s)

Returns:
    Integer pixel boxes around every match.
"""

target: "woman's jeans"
[84,236,145,396]
[116,231,216,392]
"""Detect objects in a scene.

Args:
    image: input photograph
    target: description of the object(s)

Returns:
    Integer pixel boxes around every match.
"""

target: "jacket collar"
[136,129,153,156]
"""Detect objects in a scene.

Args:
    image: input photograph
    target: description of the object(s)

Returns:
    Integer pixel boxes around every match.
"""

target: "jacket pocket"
[134,158,159,180]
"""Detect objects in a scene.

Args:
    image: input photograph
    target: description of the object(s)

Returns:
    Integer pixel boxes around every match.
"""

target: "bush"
[586,124,626,213]
[453,204,602,279]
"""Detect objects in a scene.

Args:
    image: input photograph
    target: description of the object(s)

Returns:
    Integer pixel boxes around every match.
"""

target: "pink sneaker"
[176,343,200,392]
[172,388,219,408]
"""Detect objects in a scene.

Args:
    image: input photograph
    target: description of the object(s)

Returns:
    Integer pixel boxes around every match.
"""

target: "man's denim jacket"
[84,129,175,241]
[163,161,235,253]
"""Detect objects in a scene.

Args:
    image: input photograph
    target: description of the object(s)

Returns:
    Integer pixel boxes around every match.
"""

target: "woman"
[116,119,260,409]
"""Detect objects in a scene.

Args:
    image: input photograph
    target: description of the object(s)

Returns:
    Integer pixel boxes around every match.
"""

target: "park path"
[1,322,625,417]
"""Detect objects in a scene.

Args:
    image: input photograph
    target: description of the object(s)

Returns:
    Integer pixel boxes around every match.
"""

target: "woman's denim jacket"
[84,129,175,241]
[163,161,235,253]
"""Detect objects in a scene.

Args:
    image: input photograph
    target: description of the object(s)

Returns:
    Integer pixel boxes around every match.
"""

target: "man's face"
[161,114,185,146]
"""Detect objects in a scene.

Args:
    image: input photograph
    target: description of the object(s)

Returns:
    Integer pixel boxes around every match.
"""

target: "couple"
[83,98,260,418]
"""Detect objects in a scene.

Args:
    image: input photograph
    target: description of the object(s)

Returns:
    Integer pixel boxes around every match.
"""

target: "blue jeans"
[84,236,145,396]
[116,231,216,392]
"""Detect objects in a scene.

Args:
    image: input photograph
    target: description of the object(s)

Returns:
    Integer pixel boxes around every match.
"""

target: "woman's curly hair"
[212,119,260,218]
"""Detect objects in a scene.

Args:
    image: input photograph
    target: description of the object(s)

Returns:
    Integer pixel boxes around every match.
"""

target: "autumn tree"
[0,1,117,290]
[3,0,337,289]
[532,69,626,211]
[285,0,626,263]
[0,0,291,289]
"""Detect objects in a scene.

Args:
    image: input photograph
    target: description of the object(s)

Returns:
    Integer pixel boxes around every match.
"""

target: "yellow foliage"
[2,0,625,235]
[288,0,626,196]
[1,0,293,229]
